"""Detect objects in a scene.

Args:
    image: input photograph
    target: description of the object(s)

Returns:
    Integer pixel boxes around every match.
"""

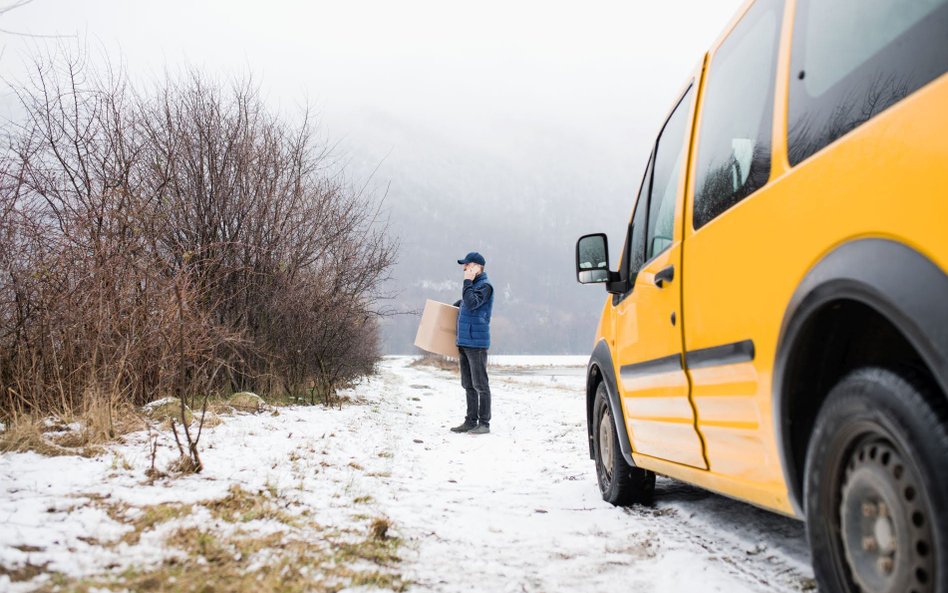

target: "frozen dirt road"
[369,357,815,593]
[0,356,815,593]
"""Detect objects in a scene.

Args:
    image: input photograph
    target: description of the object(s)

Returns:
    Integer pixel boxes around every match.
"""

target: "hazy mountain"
[335,107,650,354]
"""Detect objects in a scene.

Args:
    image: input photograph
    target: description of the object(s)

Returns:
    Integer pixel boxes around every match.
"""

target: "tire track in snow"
[623,500,814,593]
[369,358,814,593]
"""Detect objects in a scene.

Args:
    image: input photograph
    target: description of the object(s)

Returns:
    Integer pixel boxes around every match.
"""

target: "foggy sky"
[1,0,745,353]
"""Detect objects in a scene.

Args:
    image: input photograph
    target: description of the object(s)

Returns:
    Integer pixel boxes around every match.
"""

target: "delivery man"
[450,252,494,435]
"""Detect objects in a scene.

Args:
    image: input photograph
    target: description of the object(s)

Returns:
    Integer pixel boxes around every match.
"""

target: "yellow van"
[574,0,948,591]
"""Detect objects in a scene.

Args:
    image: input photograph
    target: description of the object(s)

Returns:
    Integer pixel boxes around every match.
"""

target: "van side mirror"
[576,233,611,284]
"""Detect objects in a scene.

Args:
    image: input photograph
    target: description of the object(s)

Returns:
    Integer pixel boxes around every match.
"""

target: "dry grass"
[84,496,195,547]
[0,416,81,457]
[409,355,458,371]
[31,492,405,593]
[122,503,194,546]
[0,394,147,458]
[46,528,407,593]
[0,561,49,583]
[165,454,201,475]
[205,484,299,526]
[1,396,405,592]
[369,517,392,541]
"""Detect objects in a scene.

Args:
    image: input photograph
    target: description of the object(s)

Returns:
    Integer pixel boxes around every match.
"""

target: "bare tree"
[0,49,397,441]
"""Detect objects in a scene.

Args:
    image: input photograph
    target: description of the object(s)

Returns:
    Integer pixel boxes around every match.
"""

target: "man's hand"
[463,265,478,281]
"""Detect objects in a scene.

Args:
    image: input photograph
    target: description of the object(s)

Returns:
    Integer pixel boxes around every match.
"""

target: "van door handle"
[654,265,675,288]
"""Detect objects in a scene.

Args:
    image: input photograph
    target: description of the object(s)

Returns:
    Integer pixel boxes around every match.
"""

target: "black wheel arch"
[587,339,637,468]
[774,238,948,517]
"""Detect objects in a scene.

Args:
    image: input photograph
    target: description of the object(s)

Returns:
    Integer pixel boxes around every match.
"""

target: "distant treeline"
[0,50,396,416]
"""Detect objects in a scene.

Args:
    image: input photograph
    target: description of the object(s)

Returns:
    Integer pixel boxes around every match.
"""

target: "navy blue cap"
[457,251,486,266]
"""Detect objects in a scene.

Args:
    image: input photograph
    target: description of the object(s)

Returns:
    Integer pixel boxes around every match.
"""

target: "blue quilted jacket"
[455,272,493,349]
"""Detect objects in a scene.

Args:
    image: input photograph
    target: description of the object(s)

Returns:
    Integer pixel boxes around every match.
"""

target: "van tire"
[804,367,948,593]
[592,381,655,506]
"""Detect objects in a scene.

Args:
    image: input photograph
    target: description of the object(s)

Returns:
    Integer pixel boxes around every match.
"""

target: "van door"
[614,83,707,469]
[680,0,785,483]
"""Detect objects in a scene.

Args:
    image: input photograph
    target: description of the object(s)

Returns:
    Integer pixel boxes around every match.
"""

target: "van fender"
[774,238,948,516]
[587,339,637,467]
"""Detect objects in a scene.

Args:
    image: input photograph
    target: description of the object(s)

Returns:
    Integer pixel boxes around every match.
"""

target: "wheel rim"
[839,439,935,593]
[598,406,614,480]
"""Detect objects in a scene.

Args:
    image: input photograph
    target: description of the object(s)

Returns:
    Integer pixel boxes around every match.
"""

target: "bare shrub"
[0,49,396,451]
[137,73,395,404]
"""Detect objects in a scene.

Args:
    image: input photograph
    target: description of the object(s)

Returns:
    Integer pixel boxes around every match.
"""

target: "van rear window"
[788,0,948,166]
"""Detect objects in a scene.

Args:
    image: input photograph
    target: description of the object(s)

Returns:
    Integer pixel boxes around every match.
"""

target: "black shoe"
[469,424,490,435]
[450,422,477,433]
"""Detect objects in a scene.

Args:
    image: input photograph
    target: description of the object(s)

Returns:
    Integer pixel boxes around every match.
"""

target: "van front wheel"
[592,381,654,506]
[805,367,948,593]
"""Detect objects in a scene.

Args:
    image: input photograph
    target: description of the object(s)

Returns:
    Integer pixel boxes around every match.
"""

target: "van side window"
[692,0,783,230]
[647,85,694,260]
[788,0,948,165]
[622,156,652,288]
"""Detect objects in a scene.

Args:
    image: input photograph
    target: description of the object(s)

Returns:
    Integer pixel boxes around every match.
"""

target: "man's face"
[463,263,481,274]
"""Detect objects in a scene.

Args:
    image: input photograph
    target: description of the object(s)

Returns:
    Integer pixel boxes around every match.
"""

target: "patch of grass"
[82,496,194,547]
[0,398,145,458]
[167,526,230,564]
[11,439,406,593]
[336,534,399,566]
[353,495,373,504]
[35,521,406,593]
[369,517,391,541]
[200,412,224,428]
[205,484,298,525]
[0,561,49,582]
[123,503,194,545]
[166,454,201,475]
[203,398,236,417]
[259,391,310,407]
[264,480,279,499]
[22,485,406,593]
[409,355,458,371]
[110,452,133,471]
[0,415,100,457]
[142,397,194,428]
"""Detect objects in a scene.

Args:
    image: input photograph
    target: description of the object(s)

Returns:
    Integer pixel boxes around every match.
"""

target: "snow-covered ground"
[0,356,815,592]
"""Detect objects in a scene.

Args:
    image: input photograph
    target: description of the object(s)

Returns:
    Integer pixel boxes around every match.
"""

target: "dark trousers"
[458,346,491,426]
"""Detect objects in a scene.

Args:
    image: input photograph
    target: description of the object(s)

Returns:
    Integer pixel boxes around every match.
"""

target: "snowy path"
[368,357,814,593]
[0,356,815,592]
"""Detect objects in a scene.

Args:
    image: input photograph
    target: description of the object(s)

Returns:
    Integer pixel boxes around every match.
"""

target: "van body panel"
[583,0,948,520]
[614,242,706,468]
[679,66,948,511]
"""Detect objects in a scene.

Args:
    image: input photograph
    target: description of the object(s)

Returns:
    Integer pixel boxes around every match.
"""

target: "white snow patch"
[487,354,588,367]
[141,396,181,411]
[0,357,813,592]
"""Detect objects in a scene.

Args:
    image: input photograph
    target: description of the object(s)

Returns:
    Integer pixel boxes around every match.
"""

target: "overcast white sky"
[1,0,747,353]
[1,0,741,144]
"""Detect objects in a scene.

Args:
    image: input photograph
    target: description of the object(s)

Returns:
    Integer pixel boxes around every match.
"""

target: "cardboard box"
[414,299,460,358]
